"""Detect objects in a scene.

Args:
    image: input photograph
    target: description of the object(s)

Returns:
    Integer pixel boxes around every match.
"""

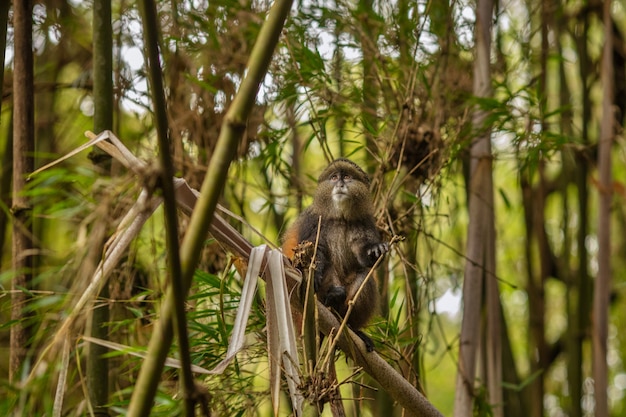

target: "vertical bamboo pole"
[10,0,35,383]
[87,0,114,414]
[593,2,614,416]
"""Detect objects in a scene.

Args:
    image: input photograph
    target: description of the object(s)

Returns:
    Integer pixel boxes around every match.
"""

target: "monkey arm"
[309,247,328,292]
[282,209,330,292]
[351,221,389,268]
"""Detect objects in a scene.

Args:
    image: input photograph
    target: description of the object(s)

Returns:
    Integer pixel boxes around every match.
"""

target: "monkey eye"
[329,172,352,182]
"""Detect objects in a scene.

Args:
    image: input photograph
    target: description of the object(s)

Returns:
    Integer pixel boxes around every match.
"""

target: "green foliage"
[187,269,269,416]
[472,385,494,417]
[2,0,626,416]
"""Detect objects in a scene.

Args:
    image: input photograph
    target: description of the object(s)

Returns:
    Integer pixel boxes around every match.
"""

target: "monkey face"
[330,172,352,209]
[324,170,369,217]
[312,159,374,220]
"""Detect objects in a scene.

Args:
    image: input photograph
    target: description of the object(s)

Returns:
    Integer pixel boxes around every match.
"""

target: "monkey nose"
[332,189,347,199]
[333,184,347,193]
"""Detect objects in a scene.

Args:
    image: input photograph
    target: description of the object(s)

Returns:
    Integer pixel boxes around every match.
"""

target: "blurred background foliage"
[1,0,626,416]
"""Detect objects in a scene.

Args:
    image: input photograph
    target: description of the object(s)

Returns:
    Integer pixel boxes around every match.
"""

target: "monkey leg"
[315,270,347,312]
[345,275,377,329]
[344,275,378,352]
[352,328,375,352]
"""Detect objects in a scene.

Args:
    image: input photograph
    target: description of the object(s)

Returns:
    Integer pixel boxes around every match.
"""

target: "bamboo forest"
[1,0,625,416]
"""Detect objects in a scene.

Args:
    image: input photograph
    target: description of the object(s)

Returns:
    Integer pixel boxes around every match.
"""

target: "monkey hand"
[365,242,389,264]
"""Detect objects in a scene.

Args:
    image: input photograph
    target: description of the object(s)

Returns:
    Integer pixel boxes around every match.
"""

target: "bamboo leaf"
[82,336,212,375]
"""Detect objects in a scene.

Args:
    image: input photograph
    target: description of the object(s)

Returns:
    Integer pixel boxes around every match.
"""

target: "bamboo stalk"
[593,2,614,416]
[138,0,196,415]
[10,0,35,383]
[86,0,114,413]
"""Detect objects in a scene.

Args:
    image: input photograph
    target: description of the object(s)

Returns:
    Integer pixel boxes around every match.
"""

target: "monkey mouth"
[332,189,348,200]
[332,192,350,211]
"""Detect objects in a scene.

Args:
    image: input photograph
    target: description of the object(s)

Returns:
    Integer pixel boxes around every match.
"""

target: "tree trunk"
[453,0,496,415]
[593,1,614,416]
[10,0,35,383]
[500,302,526,417]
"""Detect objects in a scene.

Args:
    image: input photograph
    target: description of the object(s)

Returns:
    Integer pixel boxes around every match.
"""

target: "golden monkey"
[283,158,388,351]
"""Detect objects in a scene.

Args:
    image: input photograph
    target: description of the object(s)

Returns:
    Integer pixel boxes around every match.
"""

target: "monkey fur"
[282,158,388,351]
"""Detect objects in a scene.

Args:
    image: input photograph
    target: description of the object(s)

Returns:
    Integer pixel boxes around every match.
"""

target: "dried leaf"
[206,245,264,375]
[266,249,303,416]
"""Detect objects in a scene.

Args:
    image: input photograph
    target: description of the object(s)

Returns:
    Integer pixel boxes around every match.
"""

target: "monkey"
[282,158,388,351]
